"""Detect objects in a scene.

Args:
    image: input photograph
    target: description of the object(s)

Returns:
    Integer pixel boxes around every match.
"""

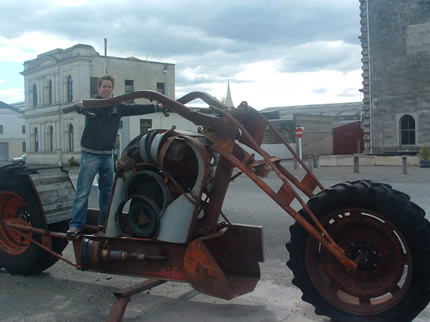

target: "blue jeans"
[69,151,114,228]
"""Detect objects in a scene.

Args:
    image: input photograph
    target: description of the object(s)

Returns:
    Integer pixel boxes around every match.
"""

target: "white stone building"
[21,44,176,165]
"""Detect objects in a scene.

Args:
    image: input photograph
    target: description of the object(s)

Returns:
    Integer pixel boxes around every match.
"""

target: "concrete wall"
[262,115,333,158]
[319,154,419,167]
[0,107,25,160]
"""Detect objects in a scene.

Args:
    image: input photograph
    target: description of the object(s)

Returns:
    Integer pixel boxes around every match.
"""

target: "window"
[32,84,37,108]
[140,119,152,134]
[22,125,25,134]
[125,79,134,103]
[34,128,39,152]
[156,82,165,94]
[90,77,98,97]
[68,124,74,152]
[48,79,53,105]
[67,75,73,103]
[400,114,416,145]
[119,120,123,129]
[0,125,3,134]
[22,141,26,153]
[48,125,54,152]
[125,80,134,93]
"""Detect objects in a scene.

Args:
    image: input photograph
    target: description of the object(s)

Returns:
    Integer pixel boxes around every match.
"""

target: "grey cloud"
[277,41,361,73]
[0,1,360,54]
[0,0,361,90]
[312,88,329,94]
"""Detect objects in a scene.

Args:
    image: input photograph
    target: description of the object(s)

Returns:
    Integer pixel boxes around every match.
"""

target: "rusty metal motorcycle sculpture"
[1,91,429,321]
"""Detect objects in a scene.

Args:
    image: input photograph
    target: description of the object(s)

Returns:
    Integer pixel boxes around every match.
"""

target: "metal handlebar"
[62,104,79,114]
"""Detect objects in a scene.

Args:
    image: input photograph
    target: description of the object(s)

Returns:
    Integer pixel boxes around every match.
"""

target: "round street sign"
[296,127,304,138]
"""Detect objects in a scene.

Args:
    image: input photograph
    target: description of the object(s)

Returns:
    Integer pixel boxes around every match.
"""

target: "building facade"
[21,44,175,165]
[0,101,25,161]
[360,0,430,153]
[261,102,362,158]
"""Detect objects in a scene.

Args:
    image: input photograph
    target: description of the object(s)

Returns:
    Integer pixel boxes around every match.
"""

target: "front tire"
[0,173,68,275]
[286,180,430,321]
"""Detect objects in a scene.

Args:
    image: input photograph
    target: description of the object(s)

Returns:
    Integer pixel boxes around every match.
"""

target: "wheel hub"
[305,208,413,315]
[347,240,380,271]
[0,192,33,255]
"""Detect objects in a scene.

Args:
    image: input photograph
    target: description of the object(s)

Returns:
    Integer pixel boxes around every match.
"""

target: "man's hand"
[75,100,95,117]
[74,100,84,110]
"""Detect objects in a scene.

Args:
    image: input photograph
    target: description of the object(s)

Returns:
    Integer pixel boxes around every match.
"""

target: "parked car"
[11,154,26,165]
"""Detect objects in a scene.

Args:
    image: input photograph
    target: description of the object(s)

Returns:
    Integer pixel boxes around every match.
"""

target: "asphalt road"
[1,163,430,321]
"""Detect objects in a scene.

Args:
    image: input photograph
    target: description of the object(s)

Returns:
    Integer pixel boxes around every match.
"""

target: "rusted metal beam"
[209,144,357,273]
[61,90,355,273]
[78,90,220,130]
[6,225,80,269]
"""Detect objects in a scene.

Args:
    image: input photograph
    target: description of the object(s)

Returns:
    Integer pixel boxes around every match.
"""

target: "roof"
[261,102,362,120]
[333,120,361,128]
[0,101,24,114]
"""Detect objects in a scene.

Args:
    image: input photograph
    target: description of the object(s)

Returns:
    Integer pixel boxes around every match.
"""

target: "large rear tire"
[286,180,430,321]
[0,174,68,275]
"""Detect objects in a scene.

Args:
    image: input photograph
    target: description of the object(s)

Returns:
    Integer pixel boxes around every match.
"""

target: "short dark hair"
[97,74,115,89]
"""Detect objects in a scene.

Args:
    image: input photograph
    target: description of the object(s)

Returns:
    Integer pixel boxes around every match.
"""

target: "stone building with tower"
[360,0,430,153]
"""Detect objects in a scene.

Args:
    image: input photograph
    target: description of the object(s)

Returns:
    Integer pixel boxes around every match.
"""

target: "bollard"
[56,149,63,166]
[293,158,298,170]
[313,155,319,168]
[354,155,359,173]
[308,157,313,172]
[402,156,407,175]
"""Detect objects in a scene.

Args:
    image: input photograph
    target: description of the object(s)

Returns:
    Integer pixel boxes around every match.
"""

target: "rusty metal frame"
[5,222,80,268]
[2,91,358,277]
[3,221,101,269]
[0,90,368,320]
[74,90,356,271]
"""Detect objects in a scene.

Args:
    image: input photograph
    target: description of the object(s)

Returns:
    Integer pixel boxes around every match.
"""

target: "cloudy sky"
[0,0,363,110]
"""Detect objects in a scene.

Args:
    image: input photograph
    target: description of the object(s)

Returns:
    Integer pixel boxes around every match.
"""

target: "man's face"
[98,80,113,99]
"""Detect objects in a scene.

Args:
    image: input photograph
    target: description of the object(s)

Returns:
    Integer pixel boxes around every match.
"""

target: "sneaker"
[66,226,83,237]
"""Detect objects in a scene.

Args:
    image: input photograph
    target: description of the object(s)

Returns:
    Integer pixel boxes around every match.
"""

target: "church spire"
[224,79,234,108]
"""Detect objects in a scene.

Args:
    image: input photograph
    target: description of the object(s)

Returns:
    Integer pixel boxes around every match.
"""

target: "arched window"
[48,80,53,105]
[400,114,416,145]
[67,75,73,103]
[32,84,37,108]
[48,125,54,152]
[68,123,74,152]
[34,128,39,152]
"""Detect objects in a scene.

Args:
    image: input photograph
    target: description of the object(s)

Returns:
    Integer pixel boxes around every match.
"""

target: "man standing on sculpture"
[67,74,165,236]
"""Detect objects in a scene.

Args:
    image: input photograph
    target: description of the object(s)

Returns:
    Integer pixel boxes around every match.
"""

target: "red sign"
[296,127,304,138]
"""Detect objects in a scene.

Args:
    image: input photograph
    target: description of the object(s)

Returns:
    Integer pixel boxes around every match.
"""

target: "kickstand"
[107,279,166,322]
